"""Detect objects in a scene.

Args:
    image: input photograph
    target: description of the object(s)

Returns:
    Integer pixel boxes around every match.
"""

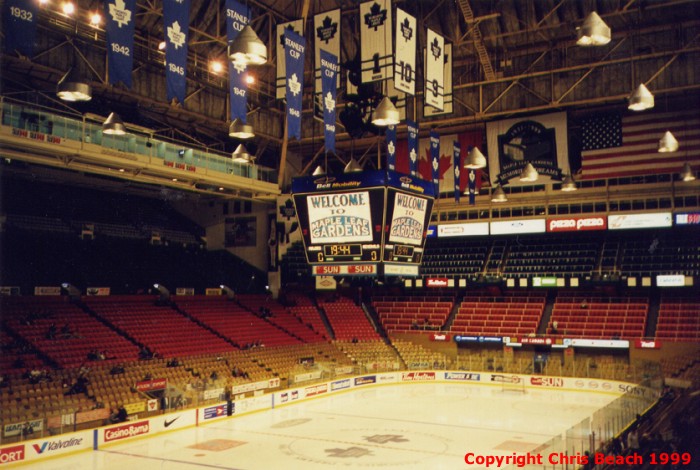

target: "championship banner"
[468,169,477,205]
[407,120,419,177]
[424,43,452,117]
[225,0,250,121]
[314,9,341,116]
[164,0,190,104]
[360,0,392,83]
[424,28,445,111]
[486,111,568,185]
[285,29,306,141]
[320,49,339,154]
[276,20,304,100]
[394,8,416,95]
[453,141,461,203]
[3,0,38,57]
[105,0,136,88]
[386,125,397,171]
[430,130,440,192]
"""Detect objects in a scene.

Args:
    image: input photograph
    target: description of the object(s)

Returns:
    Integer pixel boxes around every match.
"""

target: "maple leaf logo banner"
[360,0,392,83]
[386,125,397,171]
[285,29,306,141]
[105,0,136,87]
[225,0,250,121]
[320,49,339,153]
[313,9,341,118]
[276,20,304,100]
[425,28,445,112]
[394,9,417,95]
[164,0,190,104]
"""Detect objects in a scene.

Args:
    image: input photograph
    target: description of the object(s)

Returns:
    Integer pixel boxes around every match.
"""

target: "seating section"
[373,295,454,333]
[421,238,489,277]
[2,296,140,368]
[547,292,648,339]
[619,230,700,278]
[392,340,450,369]
[177,296,303,347]
[502,236,599,278]
[318,297,381,341]
[450,292,545,337]
[334,341,400,371]
[285,293,330,340]
[235,294,326,343]
[655,296,700,342]
[86,296,232,357]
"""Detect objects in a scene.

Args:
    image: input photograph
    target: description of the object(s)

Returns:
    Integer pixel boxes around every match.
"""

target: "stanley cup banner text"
[3,0,39,57]
[394,8,416,95]
[307,192,373,244]
[320,49,339,154]
[105,0,136,88]
[276,20,304,100]
[226,0,250,121]
[314,9,341,116]
[360,0,392,83]
[486,112,569,185]
[386,125,397,171]
[425,43,452,117]
[424,28,445,111]
[407,120,419,177]
[285,29,306,141]
[164,0,190,104]
[453,142,461,203]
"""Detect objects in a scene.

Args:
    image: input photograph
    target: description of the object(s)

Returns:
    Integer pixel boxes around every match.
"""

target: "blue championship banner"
[453,141,461,203]
[226,0,250,121]
[105,0,136,88]
[285,29,305,141]
[430,130,440,191]
[320,49,339,154]
[407,120,418,177]
[3,0,38,57]
[386,125,397,171]
[468,169,477,205]
[164,0,190,104]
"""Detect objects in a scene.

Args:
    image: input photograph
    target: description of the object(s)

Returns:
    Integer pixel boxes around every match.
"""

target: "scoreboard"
[291,170,435,276]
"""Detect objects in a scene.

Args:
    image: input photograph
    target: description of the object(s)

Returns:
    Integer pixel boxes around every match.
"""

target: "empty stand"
[655,295,700,342]
[373,295,454,333]
[318,297,381,341]
[450,291,545,337]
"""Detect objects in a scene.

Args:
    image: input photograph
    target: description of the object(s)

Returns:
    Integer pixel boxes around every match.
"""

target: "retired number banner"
[285,29,306,141]
[424,28,445,111]
[226,0,250,122]
[320,49,339,153]
[360,0,392,83]
[425,43,452,117]
[394,8,416,95]
[3,0,38,57]
[105,0,136,88]
[164,0,190,104]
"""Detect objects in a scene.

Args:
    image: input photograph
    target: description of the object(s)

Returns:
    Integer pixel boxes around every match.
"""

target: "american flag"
[580,110,700,180]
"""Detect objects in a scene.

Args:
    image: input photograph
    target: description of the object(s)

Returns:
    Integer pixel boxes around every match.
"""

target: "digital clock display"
[392,245,414,257]
[324,244,362,257]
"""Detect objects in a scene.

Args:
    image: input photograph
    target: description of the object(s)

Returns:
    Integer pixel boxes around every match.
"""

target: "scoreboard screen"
[291,170,435,274]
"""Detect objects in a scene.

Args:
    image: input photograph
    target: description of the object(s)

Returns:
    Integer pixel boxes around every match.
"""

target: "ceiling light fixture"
[228,25,267,66]
[657,131,679,153]
[519,163,539,182]
[102,112,126,135]
[56,67,92,102]
[231,144,253,163]
[312,165,326,176]
[371,96,400,127]
[464,146,487,169]
[680,162,696,182]
[576,12,611,46]
[344,158,363,173]
[561,174,578,192]
[491,186,507,203]
[628,83,654,111]
[228,118,255,139]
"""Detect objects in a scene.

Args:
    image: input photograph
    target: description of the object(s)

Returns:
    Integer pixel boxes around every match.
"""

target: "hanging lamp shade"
[56,67,92,102]
[371,97,400,127]
[228,25,267,66]
[344,158,363,173]
[561,174,578,192]
[628,84,654,111]
[102,112,126,135]
[228,118,255,139]
[519,163,539,182]
[231,144,252,163]
[657,131,679,153]
[680,162,696,182]
[312,165,326,176]
[576,12,611,46]
[464,146,487,169]
[491,186,507,203]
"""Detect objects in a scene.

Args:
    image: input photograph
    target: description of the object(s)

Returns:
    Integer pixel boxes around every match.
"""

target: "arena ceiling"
[1,0,700,198]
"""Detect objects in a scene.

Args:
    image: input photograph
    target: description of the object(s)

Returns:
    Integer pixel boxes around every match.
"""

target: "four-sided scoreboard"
[291,170,435,277]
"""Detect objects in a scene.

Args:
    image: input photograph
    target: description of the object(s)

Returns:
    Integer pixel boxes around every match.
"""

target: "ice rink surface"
[29,383,620,469]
